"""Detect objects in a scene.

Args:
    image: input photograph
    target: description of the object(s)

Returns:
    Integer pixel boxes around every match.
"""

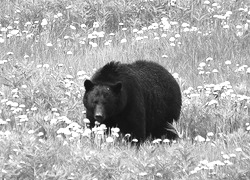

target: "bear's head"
[83,79,123,125]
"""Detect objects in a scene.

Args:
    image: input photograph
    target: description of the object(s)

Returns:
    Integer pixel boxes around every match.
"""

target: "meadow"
[0,0,250,179]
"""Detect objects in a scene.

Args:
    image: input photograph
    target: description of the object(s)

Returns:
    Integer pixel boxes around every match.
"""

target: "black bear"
[83,60,182,142]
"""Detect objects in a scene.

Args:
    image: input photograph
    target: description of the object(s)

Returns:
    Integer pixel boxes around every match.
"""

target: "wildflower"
[204,0,210,4]
[172,73,179,79]
[119,22,124,26]
[66,5,72,9]
[156,173,162,177]
[133,29,138,33]
[99,124,107,131]
[19,104,25,108]
[0,37,4,43]
[212,3,218,7]
[236,25,242,29]
[235,147,242,152]
[213,160,225,166]
[212,69,219,73]
[181,23,190,28]
[1,27,7,32]
[120,38,127,43]
[194,135,205,142]
[97,31,105,38]
[79,40,85,45]
[7,52,13,55]
[46,42,53,47]
[224,160,233,165]
[41,19,48,26]
[111,127,120,133]
[170,43,175,46]
[43,64,50,68]
[67,51,73,55]
[207,132,214,137]
[106,136,114,143]
[125,134,131,138]
[135,36,143,41]
[50,118,57,125]
[65,74,73,79]
[159,34,166,38]
[223,25,230,29]
[10,102,19,107]
[10,29,19,35]
[163,139,170,143]
[57,127,71,135]
[237,31,243,36]
[31,107,37,111]
[200,159,209,166]
[93,22,99,29]
[225,60,231,65]
[175,34,181,38]
[18,115,28,122]
[222,154,230,160]
[132,138,138,143]
[70,25,76,30]
[199,62,206,67]
[169,37,175,42]
[139,172,147,176]
[51,108,57,112]
[0,119,7,125]
[81,24,86,28]
[246,67,250,74]
[28,130,35,134]
[229,153,236,158]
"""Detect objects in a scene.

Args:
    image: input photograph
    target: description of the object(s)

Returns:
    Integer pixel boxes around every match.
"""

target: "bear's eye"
[106,87,110,91]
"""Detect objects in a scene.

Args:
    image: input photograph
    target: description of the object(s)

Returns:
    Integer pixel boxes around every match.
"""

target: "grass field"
[0,0,250,179]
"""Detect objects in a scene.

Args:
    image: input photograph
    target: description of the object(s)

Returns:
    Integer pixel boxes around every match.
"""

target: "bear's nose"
[94,114,104,122]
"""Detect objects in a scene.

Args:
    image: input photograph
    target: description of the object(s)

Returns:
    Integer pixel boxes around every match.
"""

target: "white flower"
[106,136,114,143]
[194,135,205,142]
[120,38,127,43]
[225,60,231,65]
[70,25,76,30]
[46,42,53,47]
[132,138,138,142]
[207,132,214,137]
[169,37,175,42]
[41,19,48,26]
[235,147,242,152]
[111,127,120,133]
[0,37,4,43]
[204,0,210,4]
[10,29,19,35]
[93,22,99,28]
[199,62,206,67]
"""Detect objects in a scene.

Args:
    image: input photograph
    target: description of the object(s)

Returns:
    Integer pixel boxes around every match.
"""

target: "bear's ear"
[84,80,94,91]
[112,82,122,93]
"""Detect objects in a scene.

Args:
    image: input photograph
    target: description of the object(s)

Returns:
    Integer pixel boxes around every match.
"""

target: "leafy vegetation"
[0,0,250,179]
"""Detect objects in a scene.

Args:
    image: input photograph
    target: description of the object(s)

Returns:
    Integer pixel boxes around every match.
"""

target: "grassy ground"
[0,0,250,179]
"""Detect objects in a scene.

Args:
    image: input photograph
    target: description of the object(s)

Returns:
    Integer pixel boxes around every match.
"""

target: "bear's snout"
[94,105,105,123]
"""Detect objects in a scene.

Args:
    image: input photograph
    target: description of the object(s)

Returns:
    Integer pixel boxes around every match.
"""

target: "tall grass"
[0,0,250,179]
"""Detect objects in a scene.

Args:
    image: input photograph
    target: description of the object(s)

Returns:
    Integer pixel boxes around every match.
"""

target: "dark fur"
[83,60,182,142]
